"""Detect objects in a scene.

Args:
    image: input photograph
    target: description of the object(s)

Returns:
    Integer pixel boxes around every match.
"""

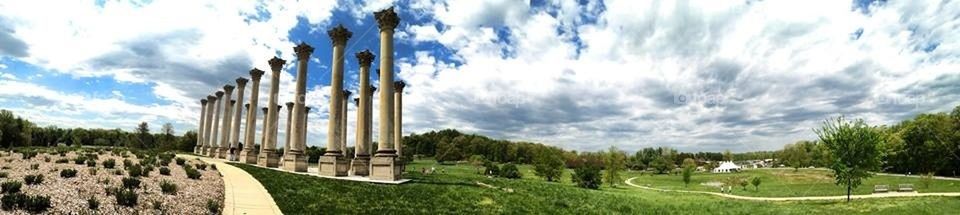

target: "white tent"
[713,161,740,173]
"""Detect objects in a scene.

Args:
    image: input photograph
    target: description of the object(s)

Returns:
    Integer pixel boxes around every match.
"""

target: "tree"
[650,157,670,174]
[603,146,626,187]
[467,155,486,174]
[815,116,882,202]
[723,149,734,161]
[682,166,693,188]
[533,150,564,182]
[572,165,602,189]
[681,158,697,169]
[751,176,761,191]
[781,142,812,171]
[435,140,462,163]
[499,163,521,179]
[136,122,153,149]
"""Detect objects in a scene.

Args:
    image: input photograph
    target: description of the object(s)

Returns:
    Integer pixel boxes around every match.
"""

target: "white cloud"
[393,0,960,152]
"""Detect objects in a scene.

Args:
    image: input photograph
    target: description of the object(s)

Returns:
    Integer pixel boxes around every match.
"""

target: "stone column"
[217,85,235,159]
[303,107,310,148]
[394,80,405,157]
[229,78,248,161]
[284,43,313,172]
[341,90,351,158]
[202,95,217,155]
[367,85,376,152]
[195,99,207,154]
[260,107,268,151]
[371,7,402,181]
[208,91,224,157]
[320,24,352,176]
[259,57,286,167]
[242,68,264,164]
[353,50,374,177]
[282,101,294,167]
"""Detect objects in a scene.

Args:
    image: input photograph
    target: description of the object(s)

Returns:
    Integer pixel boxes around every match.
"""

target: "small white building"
[713,161,741,173]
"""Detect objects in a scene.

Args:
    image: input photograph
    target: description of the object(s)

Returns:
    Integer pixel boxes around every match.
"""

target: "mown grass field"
[627,168,960,197]
[232,160,960,214]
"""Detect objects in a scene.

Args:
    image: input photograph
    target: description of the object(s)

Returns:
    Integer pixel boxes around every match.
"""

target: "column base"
[370,156,403,181]
[216,147,228,159]
[239,149,258,164]
[207,147,219,157]
[257,149,280,168]
[351,155,371,176]
[282,150,308,172]
[193,146,201,154]
[319,155,349,176]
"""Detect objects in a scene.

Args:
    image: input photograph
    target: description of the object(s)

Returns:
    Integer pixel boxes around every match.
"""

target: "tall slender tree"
[815,116,882,202]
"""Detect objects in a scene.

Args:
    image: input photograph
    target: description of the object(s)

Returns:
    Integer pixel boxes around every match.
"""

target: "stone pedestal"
[257,149,280,167]
[240,149,258,164]
[282,150,308,172]
[207,146,219,157]
[319,155,350,176]
[351,156,370,176]
[370,156,402,181]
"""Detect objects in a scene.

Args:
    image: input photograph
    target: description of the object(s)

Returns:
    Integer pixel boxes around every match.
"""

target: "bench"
[898,184,914,192]
[873,184,889,193]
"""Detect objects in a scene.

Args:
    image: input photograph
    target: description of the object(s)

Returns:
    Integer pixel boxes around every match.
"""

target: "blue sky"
[0,0,958,152]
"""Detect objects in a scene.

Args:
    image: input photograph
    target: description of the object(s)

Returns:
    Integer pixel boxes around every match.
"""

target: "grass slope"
[627,168,960,197]
[231,160,960,214]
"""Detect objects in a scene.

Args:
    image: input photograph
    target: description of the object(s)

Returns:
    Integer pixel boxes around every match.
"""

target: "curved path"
[180,154,283,215]
[624,177,960,201]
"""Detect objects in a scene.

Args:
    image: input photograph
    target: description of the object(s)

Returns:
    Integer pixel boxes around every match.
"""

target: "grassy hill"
[231,160,960,214]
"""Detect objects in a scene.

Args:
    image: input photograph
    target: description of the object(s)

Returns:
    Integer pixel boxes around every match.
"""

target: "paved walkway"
[624,177,960,201]
[180,154,283,215]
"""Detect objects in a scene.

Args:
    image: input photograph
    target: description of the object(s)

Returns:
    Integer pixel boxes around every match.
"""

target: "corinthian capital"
[249,68,266,80]
[355,50,375,67]
[268,57,286,72]
[375,7,400,32]
[328,24,352,46]
[294,42,315,60]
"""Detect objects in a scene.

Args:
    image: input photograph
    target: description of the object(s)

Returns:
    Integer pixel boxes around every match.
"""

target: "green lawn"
[231,160,960,214]
[626,168,960,197]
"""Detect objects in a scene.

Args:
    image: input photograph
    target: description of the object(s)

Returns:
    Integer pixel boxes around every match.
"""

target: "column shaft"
[230,78,248,159]
[217,86,235,159]
[242,69,264,164]
[377,29,396,156]
[196,100,207,153]
[209,92,224,157]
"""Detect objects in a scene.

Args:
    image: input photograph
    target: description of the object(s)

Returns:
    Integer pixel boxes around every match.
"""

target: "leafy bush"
[113,169,123,176]
[74,156,87,165]
[175,158,186,166]
[499,163,522,179]
[55,158,69,164]
[0,181,21,194]
[86,159,96,167]
[21,151,38,160]
[60,169,78,178]
[572,166,602,189]
[23,195,50,213]
[43,157,50,163]
[482,161,499,176]
[115,189,138,207]
[210,164,218,170]
[0,193,24,210]
[23,174,43,185]
[121,177,140,189]
[29,163,39,170]
[127,165,142,178]
[160,180,177,195]
[0,172,7,178]
[185,167,202,180]
[122,159,133,169]
[88,168,98,176]
[207,199,221,214]
[159,167,171,176]
[0,193,50,213]
[87,197,99,210]
[141,165,154,177]
[101,158,116,169]
[195,163,207,171]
